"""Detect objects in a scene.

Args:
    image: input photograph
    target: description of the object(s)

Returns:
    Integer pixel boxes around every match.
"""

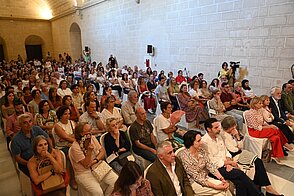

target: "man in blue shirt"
[11,113,49,176]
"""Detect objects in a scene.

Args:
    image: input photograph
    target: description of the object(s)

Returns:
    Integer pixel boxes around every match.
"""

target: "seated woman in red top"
[244,96,294,163]
[62,95,80,122]
[175,70,186,84]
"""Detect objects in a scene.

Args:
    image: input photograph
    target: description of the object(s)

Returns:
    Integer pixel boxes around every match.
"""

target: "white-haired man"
[121,90,140,126]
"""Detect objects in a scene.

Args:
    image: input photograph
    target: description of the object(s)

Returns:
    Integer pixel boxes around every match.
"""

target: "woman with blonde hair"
[104,118,133,173]
[244,96,293,163]
[260,95,294,144]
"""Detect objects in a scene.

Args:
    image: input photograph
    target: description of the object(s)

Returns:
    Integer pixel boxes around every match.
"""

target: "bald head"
[135,107,147,123]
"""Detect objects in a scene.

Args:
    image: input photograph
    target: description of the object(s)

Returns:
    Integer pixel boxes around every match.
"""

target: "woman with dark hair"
[200,80,212,99]
[28,135,69,196]
[209,78,220,92]
[82,91,100,112]
[57,80,72,98]
[48,87,62,109]
[35,100,58,143]
[112,162,153,196]
[180,131,230,196]
[108,69,122,98]
[146,67,152,76]
[167,77,180,112]
[28,89,42,116]
[77,79,87,95]
[23,86,33,106]
[100,86,121,109]
[177,84,208,128]
[175,70,186,84]
[121,73,133,94]
[1,91,15,119]
[62,95,80,122]
[53,106,75,155]
[241,79,256,99]
[219,62,232,82]
[147,74,157,92]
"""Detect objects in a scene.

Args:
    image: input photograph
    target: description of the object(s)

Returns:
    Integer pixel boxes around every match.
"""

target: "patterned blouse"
[245,109,268,131]
[180,148,218,187]
[35,110,58,128]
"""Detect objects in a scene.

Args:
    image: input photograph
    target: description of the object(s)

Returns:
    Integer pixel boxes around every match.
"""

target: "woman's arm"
[54,124,75,143]
[28,159,52,185]
[1,105,9,119]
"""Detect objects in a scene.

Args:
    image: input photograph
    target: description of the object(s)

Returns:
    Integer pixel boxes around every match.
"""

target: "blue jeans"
[133,147,157,162]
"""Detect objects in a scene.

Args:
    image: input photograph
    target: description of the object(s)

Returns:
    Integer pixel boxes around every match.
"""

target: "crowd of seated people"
[1,55,293,196]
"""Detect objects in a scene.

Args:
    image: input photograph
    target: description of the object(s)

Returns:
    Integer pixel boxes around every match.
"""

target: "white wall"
[51,0,294,95]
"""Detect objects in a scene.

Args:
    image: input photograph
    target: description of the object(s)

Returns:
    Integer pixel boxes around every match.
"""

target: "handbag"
[37,160,65,193]
[91,160,112,182]
[237,150,258,167]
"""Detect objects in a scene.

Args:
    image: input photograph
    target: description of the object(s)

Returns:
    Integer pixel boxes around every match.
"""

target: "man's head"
[221,116,237,134]
[41,83,48,92]
[135,107,147,122]
[221,82,230,93]
[159,76,166,86]
[204,118,221,137]
[283,83,292,93]
[18,114,33,132]
[128,90,138,104]
[85,101,96,114]
[270,87,282,100]
[14,100,24,116]
[157,141,175,165]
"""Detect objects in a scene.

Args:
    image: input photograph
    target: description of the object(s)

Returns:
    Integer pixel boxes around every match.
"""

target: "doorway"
[70,23,82,60]
[25,35,44,61]
[25,45,42,61]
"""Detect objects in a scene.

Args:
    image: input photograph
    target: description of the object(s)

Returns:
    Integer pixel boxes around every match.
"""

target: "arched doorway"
[70,23,82,60]
[25,35,44,61]
[0,37,7,61]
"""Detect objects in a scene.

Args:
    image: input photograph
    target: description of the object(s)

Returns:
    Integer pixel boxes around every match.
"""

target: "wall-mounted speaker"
[147,45,153,54]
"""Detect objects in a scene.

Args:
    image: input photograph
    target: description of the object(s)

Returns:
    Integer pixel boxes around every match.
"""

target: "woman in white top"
[53,105,76,155]
[101,95,127,131]
[57,80,72,98]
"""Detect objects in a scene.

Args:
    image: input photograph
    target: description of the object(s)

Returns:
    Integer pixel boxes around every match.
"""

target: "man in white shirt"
[155,76,170,103]
[146,141,194,196]
[202,118,262,196]
[79,101,104,138]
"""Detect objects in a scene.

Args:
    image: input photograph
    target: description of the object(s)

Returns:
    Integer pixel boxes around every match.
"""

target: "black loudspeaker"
[85,46,89,52]
[147,45,153,53]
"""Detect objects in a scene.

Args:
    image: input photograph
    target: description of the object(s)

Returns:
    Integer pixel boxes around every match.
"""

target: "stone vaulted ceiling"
[0,0,85,20]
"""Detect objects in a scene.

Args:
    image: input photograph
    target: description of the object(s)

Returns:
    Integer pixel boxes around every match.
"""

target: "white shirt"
[101,107,123,125]
[202,133,232,168]
[159,159,182,196]
[79,111,102,130]
[154,114,170,142]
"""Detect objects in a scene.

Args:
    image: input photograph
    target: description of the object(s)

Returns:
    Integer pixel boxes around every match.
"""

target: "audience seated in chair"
[208,89,230,121]
[104,118,136,173]
[121,90,140,126]
[79,101,105,138]
[220,82,244,132]
[180,130,231,196]
[261,95,294,144]
[129,107,157,162]
[69,123,118,196]
[202,118,263,196]
[28,135,69,196]
[244,96,293,163]
[221,116,282,196]
[146,141,194,196]
[11,114,49,176]
[111,161,154,196]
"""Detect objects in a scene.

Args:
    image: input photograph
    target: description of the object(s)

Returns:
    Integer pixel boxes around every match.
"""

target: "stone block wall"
[0,19,53,61]
[52,0,294,94]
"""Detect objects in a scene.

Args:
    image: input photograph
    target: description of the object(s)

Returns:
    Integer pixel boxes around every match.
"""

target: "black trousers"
[253,158,271,186]
[218,166,262,196]
[271,121,294,143]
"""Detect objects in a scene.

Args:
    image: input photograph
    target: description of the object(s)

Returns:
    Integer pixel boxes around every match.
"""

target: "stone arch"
[25,35,44,61]
[69,22,82,60]
[0,37,7,61]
